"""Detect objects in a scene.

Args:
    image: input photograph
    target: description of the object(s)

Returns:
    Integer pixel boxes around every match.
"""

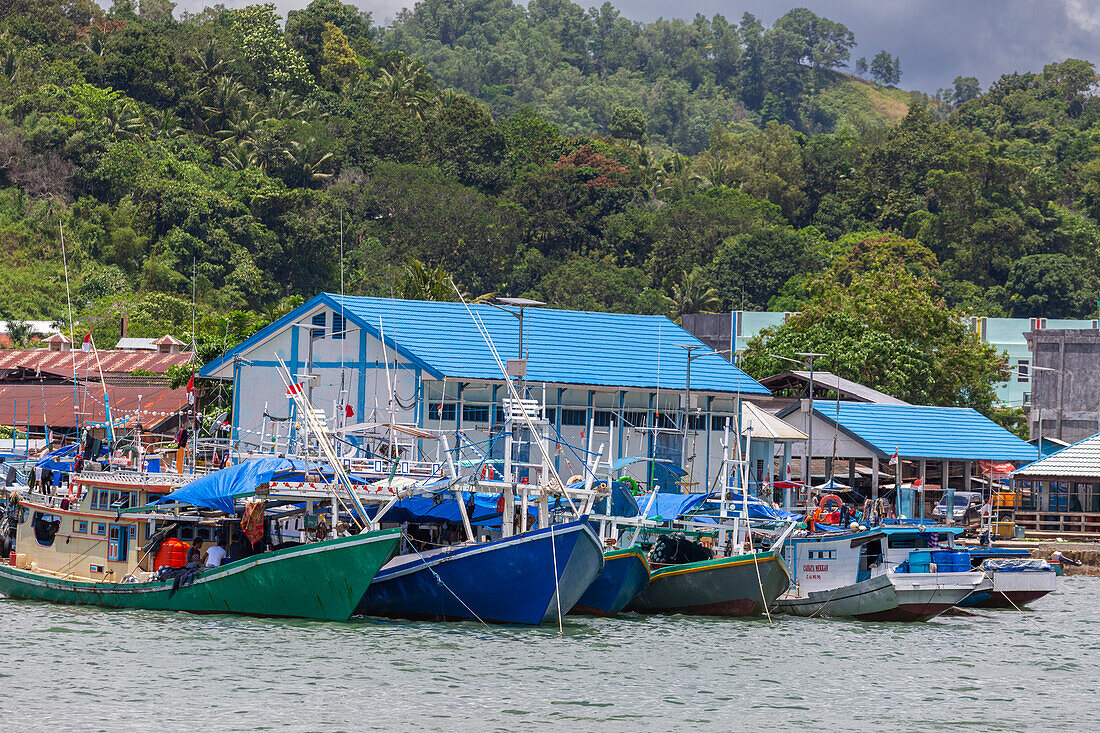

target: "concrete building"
[1025,328,1100,444]
[200,295,771,488]
[683,311,1100,408]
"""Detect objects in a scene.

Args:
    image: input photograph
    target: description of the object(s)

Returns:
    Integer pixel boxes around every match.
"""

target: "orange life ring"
[818,493,844,512]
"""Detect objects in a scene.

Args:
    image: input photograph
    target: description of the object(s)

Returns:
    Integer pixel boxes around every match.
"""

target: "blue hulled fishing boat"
[357,516,604,624]
[570,546,650,616]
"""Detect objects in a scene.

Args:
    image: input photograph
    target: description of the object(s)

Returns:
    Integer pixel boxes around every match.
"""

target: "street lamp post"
[676,345,732,474]
[769,352,825,494]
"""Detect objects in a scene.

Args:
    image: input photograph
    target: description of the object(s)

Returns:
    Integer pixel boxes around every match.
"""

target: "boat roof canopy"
[154,457,349,514]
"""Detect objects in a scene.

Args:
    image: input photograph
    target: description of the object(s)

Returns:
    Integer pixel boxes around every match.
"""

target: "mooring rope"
[403,535,490,629]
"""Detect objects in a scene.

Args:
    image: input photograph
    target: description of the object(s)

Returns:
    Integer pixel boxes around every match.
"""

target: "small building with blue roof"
[200,294,769,486]
[776,400,1038,499]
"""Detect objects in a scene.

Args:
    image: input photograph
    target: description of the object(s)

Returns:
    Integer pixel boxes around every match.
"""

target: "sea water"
[1,578,1096,731]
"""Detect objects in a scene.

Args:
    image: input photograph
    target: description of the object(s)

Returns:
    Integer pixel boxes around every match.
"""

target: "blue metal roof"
[785,402,1036,462]
[204,294,768,394]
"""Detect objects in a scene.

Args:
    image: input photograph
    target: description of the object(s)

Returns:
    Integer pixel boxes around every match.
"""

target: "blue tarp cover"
[157,457,347,514]
[636,491,711,520]
[705,494,802,522]
[369,491,538,527]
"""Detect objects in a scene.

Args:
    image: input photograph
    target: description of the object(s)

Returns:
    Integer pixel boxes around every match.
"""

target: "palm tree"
[148,109,183,140]
[193,40,230,87]
[220,143,257,171]
[369,58,433,121]
[670,268,720,321]
[267,89,304,120]
[203,75,245,129]
[398,259,457,302]
[216,105,269,147]
[102,94,144,138]
[287,138,334,183]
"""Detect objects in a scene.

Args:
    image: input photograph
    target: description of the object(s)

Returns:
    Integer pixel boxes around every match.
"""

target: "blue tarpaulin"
[635,491,711,520]
[632,491,801,522]
[34,444,78,473]
[156,457,349,514]
[582,479,641,518]
[369,491,537,527]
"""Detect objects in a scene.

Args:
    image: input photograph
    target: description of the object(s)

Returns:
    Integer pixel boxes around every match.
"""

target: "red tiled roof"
[0,383,190,429]
[0,348,194,376]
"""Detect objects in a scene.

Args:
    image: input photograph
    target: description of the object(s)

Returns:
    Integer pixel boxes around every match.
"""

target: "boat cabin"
[783,526,966,594]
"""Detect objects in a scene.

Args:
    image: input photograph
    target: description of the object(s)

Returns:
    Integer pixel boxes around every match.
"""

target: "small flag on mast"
[345,403,354,418]
[186,372,195,405]
[81,334,92,352]
[889,448,899,466]
[286,383,303,397]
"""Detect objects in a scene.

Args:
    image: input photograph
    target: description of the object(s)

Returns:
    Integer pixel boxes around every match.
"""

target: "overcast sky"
[175,0,1100,92]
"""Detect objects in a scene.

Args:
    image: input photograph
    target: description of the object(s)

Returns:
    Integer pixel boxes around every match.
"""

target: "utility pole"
[770,351,826,500]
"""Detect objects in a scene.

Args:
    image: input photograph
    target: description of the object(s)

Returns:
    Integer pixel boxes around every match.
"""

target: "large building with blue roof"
[200,294,769,486]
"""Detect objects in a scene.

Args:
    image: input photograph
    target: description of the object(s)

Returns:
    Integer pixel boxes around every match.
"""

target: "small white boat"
[959,557,1056,608]
[778,526,984,621]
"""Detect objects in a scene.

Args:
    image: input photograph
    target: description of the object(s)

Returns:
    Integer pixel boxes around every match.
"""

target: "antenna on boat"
[275,355,370,529]
[59,220,80,438]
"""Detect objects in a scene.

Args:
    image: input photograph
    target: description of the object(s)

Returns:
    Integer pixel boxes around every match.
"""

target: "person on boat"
[839,503,852,527]
[202,540,228,567]
[73,453,84,474]
[188,539,203,564]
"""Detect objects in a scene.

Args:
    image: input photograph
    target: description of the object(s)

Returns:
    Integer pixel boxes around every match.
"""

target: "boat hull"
[625,551,790,617]
[958,568,1057,608]
[0,529,402,621]
[357,519,604,625]
[570,546,650,616]
[778,571,985,621]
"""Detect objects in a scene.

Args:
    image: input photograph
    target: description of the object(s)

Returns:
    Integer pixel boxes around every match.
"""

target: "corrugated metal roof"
[759,370,909,405]
[205,295,769,395]
[781,402,1036,461]
[741,401,806,441]
[1014,433,1100,478]
[0,383,189,429]
[115,338,157,350]
[0,348,193,375]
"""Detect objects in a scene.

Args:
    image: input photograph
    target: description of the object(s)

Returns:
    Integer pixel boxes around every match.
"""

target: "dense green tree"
[952,76,981,105]
[870,51,901,86]
[742,265,1004,409]
[713,225,822,309]
[1005,254,1097,318]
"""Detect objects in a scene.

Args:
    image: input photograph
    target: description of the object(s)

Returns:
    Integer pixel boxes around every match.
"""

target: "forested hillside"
[0,0,1098,414]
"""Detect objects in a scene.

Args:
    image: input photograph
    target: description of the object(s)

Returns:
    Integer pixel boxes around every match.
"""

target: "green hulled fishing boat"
[0,457,402,621]
[0,527,401,620]
[626,549,790,617]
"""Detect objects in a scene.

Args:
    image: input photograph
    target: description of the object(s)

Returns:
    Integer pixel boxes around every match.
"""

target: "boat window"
[92,489,134,510]
[32,512,62,547]
[807,550,837,560]
[860,539,884,571]
[887,535,917,549]
[73,520,88,534]
[92,523,106,536]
